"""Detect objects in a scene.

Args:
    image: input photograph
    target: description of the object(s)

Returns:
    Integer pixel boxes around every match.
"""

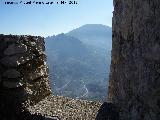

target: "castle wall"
[108,0,160,119]
[0,35,52,118]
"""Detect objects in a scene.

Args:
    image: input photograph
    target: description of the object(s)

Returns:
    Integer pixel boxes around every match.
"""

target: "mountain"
[66,24,112,50]
[45,24,112,102]
[45,33,89,59]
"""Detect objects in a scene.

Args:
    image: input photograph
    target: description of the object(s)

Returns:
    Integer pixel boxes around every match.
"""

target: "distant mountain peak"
[67,24,111,34]
[79,24,111,28]
[45,24,111,102]
[65,24,112,49]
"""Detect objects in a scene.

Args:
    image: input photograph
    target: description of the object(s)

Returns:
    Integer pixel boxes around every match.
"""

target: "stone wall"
[108,0,160,120]
[0,34,52,119]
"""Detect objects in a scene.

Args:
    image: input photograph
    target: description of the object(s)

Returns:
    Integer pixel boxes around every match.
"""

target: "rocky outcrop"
[108,0,160,120]
[0,35,52,119]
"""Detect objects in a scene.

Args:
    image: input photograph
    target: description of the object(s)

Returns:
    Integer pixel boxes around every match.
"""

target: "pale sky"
[0,0,113,37]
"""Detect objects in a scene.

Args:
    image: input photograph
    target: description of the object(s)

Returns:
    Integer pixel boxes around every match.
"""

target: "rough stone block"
[26,65,48,81]
[0,75,2,83]
[3,81,23,88]
[4,44,27,56]
[3,69,21,78]
[0,55,33,67]
[0,34,51,119]
[108,0,160,120]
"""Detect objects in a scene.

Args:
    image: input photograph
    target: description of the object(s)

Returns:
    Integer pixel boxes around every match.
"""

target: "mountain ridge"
[45,24,112,102]
[66,24,112,49]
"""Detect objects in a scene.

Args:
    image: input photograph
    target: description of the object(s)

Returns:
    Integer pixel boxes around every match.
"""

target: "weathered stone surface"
[108,0,160,120]
[27,65,48,81]
[3,81,23,88]
[4,44,27,55]
[0,56,19,67]
[17,111,61,120]
[3,69,21,78]
[96,102,119,120]
[0,75,2,82]
[0,41,7,53]
[4,37,19,43]
[26,78,52,105]
[28,95,101,120]
[0,54,34,67]
[0,56,29,67]
[0,34,52,120]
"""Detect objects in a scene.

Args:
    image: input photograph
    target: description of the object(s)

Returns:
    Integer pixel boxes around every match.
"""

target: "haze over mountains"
[45,24,112,102]
[66,24,112,49]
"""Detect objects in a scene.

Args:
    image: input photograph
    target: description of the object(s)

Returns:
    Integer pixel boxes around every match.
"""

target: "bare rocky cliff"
[108,0,160,120]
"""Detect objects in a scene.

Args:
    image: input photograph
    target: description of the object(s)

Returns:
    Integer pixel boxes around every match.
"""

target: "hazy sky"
[0,0,113,37]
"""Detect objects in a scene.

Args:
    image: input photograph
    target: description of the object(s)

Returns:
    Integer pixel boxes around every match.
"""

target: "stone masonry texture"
[0,34,52,119]
[108,0,160,120]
